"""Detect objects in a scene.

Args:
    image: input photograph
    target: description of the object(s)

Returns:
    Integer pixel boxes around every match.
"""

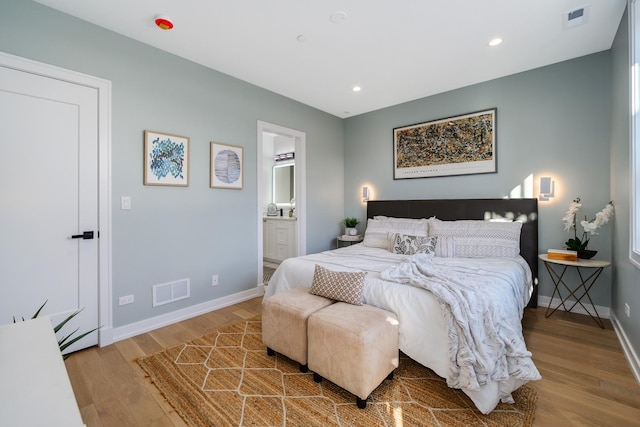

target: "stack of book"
[547,249,578,261]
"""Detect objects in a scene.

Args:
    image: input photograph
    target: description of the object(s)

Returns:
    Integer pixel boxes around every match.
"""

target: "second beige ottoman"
[262,288,334,372]
[308,302,399,408]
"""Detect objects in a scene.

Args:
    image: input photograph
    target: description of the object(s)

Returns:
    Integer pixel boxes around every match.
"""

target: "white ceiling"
[34,0,626,118]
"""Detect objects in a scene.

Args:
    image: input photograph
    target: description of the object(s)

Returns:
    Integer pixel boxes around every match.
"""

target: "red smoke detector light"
[155,15,174,30]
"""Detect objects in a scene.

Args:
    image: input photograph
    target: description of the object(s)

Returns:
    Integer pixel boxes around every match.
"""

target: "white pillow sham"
[373,215,432,222]
[428,218,522,258]
[362,217,429,248]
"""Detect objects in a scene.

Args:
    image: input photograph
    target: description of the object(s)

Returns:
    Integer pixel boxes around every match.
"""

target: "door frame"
[257,121,306,285]
[0,51,113,346]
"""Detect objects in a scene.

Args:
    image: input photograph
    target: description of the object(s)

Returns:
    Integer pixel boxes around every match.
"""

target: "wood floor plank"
[64,351,93,408]
[74,346,142,425]
[79,404,103,427]
[63,297,640,426]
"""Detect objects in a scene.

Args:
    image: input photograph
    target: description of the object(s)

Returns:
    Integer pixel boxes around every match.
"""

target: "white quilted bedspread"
[381,253,541,391]
[263,244,540,413]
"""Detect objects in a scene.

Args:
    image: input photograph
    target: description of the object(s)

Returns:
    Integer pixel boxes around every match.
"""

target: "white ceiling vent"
[563,5,589,30]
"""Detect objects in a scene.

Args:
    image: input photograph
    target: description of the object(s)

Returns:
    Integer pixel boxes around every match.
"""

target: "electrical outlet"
[625,303,630,317]
[211,274,219,286]
[119,294,134,305]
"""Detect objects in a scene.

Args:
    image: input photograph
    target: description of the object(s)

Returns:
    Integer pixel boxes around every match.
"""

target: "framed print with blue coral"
[210,142,243,189]
[144,130,190,186]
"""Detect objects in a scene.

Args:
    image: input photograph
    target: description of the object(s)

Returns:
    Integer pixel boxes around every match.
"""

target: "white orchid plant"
[562,197,615,251]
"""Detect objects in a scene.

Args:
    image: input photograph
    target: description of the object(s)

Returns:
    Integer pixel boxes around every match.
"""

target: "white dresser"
[263,217,297,262]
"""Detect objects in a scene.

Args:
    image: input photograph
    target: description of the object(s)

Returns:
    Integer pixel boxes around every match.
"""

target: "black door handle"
[71,231,94,240]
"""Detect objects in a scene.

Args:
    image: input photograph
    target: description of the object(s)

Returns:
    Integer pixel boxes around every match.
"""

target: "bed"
[263,198,541,414]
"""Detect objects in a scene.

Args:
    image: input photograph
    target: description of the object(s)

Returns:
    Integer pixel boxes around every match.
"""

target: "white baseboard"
[537,295,610,319]
[110,286,265,343]
[610,311,640,386]
[98,326,114,347]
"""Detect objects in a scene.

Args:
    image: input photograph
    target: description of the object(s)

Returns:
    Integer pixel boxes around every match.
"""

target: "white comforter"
[382,253,541,391]
[263,244,540,414]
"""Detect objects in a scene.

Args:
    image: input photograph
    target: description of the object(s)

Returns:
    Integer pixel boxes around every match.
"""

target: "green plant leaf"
[343,217,360,227]
[53,308,84,334]
[31,300,48,319]
[59,327,100,359]
[565,238,582,251]
[58,327,80,348]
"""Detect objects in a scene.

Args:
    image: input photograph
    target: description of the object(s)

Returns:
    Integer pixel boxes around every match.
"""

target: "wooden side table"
[538,254,610,328]
[336,235,363,248]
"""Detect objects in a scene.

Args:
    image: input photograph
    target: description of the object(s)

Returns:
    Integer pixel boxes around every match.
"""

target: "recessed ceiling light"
[488,38,503,47]
[330,11,347,24]
[352,86,361,92]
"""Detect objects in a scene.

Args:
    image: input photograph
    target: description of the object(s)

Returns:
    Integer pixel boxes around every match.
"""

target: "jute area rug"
[137,316,537,427]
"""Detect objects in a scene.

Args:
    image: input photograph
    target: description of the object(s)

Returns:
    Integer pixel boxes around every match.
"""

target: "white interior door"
[0,65,99,352]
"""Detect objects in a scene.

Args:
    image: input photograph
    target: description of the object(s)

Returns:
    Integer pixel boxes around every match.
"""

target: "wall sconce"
[539,177,555,201]
[362,186,370,202]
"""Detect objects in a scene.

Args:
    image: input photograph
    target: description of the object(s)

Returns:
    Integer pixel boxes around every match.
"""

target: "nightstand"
[336,235,363,248]
[538,253,610,328]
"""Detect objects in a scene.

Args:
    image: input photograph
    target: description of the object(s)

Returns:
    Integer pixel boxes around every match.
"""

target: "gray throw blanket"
[382,254,541,391]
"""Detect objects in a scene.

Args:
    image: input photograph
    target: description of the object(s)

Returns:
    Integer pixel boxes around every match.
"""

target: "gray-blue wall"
[344,52,613,307]
[0,0,344,327]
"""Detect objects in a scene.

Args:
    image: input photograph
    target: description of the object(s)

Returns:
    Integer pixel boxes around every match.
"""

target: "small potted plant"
[342,217,360,236]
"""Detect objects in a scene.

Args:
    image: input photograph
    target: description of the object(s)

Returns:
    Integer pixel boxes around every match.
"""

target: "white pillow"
[428,219,522,258]
[373,216,431,222]
[362,217,429,248]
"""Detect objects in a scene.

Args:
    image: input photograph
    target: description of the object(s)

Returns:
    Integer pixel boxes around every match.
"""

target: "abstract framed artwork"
[143,130,190,186]
[210,142,244,189]
[393,108,497,179]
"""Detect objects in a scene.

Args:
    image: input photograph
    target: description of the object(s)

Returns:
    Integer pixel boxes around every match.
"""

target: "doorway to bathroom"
[257,121,306,287]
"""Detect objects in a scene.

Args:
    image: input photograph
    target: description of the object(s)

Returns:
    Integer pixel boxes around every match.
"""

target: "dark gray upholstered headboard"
[367,198,538,307]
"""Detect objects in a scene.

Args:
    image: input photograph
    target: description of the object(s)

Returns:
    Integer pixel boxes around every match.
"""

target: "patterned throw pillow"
[388,233,437,256]
[309,264,366,305]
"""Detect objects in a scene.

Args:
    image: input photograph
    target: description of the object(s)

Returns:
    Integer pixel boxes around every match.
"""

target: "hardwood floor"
[64,298,640,426]
[522,309,640,426]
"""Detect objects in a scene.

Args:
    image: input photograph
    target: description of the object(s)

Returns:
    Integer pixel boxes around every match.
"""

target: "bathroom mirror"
[273,163,294,204]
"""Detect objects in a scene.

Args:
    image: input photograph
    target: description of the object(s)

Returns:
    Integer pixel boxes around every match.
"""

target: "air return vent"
[153,278,190,307]
[563,5,589,30]
[568,8,584,21]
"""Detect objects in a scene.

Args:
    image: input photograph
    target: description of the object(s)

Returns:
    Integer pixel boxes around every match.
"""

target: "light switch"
[121,196,131,210]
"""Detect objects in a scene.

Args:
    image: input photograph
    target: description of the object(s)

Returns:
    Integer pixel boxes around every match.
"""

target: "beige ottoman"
[262,288,334,372]
[308,302,399,408]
